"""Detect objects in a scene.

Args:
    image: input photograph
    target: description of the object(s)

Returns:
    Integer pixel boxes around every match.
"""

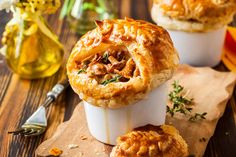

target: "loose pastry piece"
[152,0,236,32]
[67,18,179,108]
[110,125,188,157]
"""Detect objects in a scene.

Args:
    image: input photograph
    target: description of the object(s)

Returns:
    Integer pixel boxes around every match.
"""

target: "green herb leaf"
[189,112,207,122]
[167,106,175,117]
[167,81,193,117]
[102,52,109,63]
[168,80,208,121]
[83,60,90,68]
[101,75,121,86]
[78,69,86,74]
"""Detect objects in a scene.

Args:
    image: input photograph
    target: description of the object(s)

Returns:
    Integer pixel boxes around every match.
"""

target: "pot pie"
[151,0,236,32]
[110,125,188,157]
[67,18,179,108]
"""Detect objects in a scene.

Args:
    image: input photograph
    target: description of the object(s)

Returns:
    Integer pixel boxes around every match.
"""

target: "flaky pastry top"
[67,18,179,108]
[152,0,236,31]
[110,125,188,157]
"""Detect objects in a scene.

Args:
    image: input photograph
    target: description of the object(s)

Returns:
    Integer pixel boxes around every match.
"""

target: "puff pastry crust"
[67,18,179,108]
[152,0,236,32]
[110,125,188,157]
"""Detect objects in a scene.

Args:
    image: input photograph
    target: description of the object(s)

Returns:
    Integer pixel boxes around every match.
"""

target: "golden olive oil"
[2,14,64,79]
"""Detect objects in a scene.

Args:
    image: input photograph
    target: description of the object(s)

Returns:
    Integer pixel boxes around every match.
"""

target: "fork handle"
[43,79,70,107]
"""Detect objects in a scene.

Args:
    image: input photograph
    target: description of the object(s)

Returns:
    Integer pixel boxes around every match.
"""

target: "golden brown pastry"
[67,18,179,108]
[110,125,188,157]
[152,0,236,32]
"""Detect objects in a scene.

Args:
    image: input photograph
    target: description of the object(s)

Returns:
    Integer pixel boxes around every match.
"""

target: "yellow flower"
[16,0,61,14]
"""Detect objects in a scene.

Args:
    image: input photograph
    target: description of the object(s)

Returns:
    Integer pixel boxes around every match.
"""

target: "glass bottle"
[61,0,118,35]
[1,11,64,79]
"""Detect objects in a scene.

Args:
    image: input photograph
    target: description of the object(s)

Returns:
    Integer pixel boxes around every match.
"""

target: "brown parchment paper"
[36,65,236,157]
[166,65,236,157]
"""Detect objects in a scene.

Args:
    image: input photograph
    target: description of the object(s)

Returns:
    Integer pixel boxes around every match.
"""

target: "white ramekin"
[83,83,167,145]
[167,27,226,67]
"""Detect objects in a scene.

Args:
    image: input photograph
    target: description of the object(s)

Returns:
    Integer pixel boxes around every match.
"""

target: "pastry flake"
[49,147,63,156]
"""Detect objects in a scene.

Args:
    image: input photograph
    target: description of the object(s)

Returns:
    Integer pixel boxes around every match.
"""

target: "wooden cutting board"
[36,65,236,157]
[36,103,112,157]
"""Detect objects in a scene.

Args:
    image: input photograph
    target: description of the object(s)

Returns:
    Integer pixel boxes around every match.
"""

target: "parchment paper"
[36,65,236,157]
[166,65,236,157]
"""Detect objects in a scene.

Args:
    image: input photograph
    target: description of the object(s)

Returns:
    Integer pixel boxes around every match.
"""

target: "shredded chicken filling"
[76,48,140,85]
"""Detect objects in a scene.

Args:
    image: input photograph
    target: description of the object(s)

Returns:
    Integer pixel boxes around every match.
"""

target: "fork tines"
[8,126,45,136]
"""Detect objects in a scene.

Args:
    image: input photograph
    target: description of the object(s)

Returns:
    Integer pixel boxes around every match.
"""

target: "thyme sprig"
[167,81,207,122]
[101,75,121,86]
[189,112,207,122]
[77,60,90,75]
[77,68,86,74]
[167,81,193,117]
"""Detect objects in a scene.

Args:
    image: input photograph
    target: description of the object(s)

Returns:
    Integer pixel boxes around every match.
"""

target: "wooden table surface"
[0,1,235,157]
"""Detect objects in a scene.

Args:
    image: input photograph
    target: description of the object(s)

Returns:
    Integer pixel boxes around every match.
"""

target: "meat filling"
[76,48,140,85]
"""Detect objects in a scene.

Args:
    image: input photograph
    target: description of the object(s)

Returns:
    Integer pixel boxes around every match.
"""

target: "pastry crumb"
[95,148,102,155]
[49,147,63,156]
[78,152,84,157]
[225,132,230,136]
[80,135,87,140]
[68,144,79,149]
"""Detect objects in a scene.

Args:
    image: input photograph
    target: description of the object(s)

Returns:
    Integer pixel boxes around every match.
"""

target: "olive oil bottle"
[0,0,63,79]
[1,11,64,79]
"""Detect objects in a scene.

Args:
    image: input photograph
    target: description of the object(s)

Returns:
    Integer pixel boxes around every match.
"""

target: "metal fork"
[8,79,69,137]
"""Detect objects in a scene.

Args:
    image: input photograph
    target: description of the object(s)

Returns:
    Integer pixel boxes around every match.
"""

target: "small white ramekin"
[167,27,226,67]
[83,83,167,145]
